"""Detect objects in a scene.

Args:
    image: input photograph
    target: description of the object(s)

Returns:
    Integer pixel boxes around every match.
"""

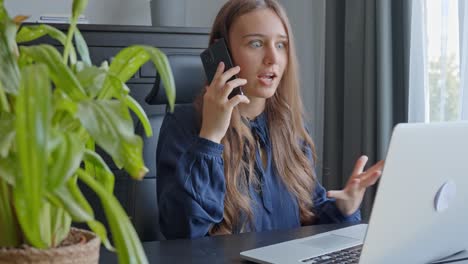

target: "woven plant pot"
[0,228,101,264]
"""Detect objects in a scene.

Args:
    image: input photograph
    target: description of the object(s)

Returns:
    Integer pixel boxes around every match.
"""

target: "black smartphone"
[200,38,244,99]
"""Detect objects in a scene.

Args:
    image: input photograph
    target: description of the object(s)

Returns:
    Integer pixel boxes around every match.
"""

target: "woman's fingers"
[369,160,385,173]
[214,65,241,89]
[221,78,247,98]
[351,155,368,177]
[360,170,382,187]
[227,94,250,108]
[357,160,384,186]
[345,178,361,193]
[199,64,245,143]
[209,62,225,87]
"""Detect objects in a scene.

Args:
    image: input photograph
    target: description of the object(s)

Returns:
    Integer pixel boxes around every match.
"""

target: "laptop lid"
[359,121,468,263]
[240,121,468,264]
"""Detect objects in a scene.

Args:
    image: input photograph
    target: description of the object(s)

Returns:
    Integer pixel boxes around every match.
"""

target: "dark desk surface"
[99,223,356,264]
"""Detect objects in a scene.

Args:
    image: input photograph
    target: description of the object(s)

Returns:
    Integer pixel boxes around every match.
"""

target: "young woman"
[156,0,384,239]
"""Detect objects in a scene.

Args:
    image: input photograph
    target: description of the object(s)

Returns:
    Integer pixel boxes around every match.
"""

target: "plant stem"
[63,22,76,65]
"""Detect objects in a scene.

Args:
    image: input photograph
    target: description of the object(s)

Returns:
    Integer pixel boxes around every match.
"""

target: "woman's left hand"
[327,155,385,216]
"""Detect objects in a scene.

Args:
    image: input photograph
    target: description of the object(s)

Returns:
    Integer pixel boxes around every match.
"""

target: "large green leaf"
[1,14,17,65]
[98,72,129,100]
[47,204,71,247]
[17,24,66,44]
[125,95,152,137]
[74,28,91,66]
[0,2,6,20]
[140,46,175,111]
[53,184,93,222]
[14,64,51,248]
[17,49,33,68]
[64,174,113,249]
[0,82,9,112]
[37,200,71,248]
[88,219,113,250]
[46,175,111,249]
[83,149,114,192]
[47,131,84,191]
[75,65,107,98]
[0,112,15,157]
[54,92,79,115]
[0,15,20,97]
[108,46,149,83]
[16,24,78,65]
[0,154,16,185]
[0,178,20,247]
[39,201,52,246]
[48,173,113,250]
[0,16,13,111]
[51,91,82,132]
[20,45,86,100]
[106,45,175,110]
[77,99,148,179]
[77,169,147,264]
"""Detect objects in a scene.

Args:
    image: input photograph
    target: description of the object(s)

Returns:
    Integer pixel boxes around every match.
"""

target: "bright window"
[426,0,460,122]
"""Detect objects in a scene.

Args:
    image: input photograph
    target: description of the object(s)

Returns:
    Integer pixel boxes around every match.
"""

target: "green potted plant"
[0,0,175,263]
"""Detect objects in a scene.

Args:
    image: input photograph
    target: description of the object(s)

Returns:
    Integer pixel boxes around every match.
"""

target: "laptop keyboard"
[301,244,362,264]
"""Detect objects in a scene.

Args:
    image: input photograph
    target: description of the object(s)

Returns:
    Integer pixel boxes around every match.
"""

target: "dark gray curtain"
[323,0,411,220]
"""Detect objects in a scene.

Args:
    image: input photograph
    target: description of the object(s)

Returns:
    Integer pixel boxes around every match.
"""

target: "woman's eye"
[249,40,262,48]
[277,42,287,49]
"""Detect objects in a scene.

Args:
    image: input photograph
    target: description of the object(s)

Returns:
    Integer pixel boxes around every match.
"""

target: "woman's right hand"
[199,62,249,143]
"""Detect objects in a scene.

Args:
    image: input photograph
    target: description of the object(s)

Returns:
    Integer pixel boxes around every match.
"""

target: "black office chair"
[131,52,206,241]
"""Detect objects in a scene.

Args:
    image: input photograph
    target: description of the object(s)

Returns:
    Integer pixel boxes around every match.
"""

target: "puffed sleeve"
[156,106,226,239]
[304,143,361,224]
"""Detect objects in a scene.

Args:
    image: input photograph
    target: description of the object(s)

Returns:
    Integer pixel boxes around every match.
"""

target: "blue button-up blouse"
[156,105,360,239]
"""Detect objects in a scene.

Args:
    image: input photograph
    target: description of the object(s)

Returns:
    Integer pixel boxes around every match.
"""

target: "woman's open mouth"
[257,72,277,86]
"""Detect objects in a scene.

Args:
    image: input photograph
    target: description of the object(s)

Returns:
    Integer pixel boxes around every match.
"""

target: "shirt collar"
[245,112,269,147]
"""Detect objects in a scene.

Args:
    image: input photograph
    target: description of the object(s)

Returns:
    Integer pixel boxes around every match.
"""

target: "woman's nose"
[263,44,278,65]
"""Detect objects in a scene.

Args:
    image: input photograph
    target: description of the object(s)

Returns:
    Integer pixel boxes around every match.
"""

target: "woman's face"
[228,8,288,99]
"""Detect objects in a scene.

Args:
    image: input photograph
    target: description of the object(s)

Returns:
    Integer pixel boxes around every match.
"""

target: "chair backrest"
[131,52,206,241]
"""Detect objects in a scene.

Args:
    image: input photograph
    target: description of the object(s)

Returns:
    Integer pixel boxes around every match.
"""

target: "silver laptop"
[240,122,468,264]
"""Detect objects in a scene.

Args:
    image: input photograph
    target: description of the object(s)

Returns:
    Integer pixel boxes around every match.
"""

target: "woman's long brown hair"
[195,0,318,235]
